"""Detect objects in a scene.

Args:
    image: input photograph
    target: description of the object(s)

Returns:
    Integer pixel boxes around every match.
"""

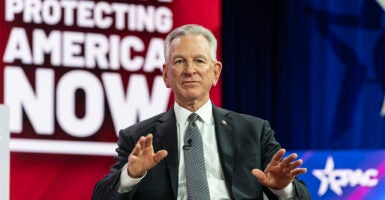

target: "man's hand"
[251,148,307,190]
[127,134,168,178]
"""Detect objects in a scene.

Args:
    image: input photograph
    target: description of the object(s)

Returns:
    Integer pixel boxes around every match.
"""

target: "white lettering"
[56,70,104,137]
[5,0,23,21]
[362,169,379,186]
[62,31,85,67]
[23,0,42,24]
[5,0,173,33]
[33,29,61,66]
[120,36,144,71]
[102,73,170,134]
[143,38,164,72]
[4,28,165,72]
[155,6,173,33]
[77,1,94,28]
[42,0,61,25]
[109,35,120,70]
[85,33,109,69]
[5,66,54,134]
[3,0,174,143]
[3,28,32,64]
[313,156,379,196]
[94,1,113,29]
[110,3,130,30]
[60,0,77,26]
[136,5,155,32]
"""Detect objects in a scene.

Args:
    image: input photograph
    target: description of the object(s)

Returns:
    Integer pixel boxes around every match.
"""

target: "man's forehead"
[170,35,209,46]
[171,53,209,60]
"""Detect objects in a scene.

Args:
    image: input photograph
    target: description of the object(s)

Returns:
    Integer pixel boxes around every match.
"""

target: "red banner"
[0,0,221,199]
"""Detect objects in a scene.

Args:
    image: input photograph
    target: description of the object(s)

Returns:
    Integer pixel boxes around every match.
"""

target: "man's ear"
[162,64,171,88]
[212,61,222,86]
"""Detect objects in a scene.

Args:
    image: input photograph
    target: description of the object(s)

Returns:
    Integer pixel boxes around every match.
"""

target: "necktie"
[184,113,211,199]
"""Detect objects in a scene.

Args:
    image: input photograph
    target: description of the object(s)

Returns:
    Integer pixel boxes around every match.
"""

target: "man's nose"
[184,61,197,74]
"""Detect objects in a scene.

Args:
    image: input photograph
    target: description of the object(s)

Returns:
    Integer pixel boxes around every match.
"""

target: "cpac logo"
[312,156,379,196]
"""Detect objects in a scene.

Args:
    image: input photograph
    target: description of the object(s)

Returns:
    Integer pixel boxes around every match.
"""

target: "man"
[92,24,311,200]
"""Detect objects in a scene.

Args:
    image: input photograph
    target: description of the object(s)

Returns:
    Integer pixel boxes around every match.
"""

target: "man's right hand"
[127,134,168,178]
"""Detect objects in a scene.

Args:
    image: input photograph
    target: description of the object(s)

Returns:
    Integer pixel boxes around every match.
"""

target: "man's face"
[162,35,222,106]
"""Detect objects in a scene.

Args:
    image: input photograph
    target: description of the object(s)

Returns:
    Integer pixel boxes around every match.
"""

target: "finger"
[131,142,142,156]
[144,134,153,148]
[154,150,168,163]
[281,153,298,167]
[135,136,146,152]
[271,148,286,164]
[291,168,307,176]
[287,159,303,170]
[251,169,266,182]
[131,136,146,155]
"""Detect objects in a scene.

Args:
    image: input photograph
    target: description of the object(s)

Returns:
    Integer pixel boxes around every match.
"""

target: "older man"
[92,24,311,200]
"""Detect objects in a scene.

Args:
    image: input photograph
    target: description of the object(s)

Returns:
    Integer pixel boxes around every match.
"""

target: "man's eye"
[175,60,184,64]
[195,59,205,64]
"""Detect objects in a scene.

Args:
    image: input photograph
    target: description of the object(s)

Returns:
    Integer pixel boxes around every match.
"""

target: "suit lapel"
[212,106,235,196]
[155,109,179,199]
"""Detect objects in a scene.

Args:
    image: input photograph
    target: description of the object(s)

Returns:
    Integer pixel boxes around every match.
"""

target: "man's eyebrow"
[171,54,209,60]
[171,55,184,60]
[195,55,207,58]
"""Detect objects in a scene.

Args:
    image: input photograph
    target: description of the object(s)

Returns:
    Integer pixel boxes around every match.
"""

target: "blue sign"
[291,150,385,200]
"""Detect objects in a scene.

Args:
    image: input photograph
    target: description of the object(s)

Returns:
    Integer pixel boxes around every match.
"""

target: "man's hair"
[164,24,218,63]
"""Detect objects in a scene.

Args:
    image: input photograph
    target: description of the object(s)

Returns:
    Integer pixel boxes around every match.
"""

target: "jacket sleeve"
[257,118,312,200]
[261,120,312,199]
[292,179,312,199]
[92,129,139,200]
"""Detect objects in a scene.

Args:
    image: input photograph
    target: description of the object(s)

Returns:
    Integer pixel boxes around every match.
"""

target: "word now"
[5,66,170,138]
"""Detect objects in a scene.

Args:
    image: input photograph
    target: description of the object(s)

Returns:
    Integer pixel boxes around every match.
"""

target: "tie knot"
[188,113,199,123]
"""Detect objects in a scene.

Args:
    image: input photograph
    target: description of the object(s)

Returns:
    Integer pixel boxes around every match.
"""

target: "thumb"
[154,150,168,163]
[251,168,266,182]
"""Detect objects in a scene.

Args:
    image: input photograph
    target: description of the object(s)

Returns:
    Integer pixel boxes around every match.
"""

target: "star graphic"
[312,156,344,196]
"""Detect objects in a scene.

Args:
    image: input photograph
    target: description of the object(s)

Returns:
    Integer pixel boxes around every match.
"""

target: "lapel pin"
[221,120,227,125]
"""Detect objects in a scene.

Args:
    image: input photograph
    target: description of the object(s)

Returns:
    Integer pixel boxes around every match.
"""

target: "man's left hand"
[251,148,307,190]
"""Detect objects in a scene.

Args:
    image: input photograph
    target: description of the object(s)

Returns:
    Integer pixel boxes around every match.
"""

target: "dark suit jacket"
[92,105,311,200]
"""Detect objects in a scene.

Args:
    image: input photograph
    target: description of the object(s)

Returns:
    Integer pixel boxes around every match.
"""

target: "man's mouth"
[183,80,198,84]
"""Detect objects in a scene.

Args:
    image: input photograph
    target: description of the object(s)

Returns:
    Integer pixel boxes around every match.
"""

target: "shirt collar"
[174,100,213,125]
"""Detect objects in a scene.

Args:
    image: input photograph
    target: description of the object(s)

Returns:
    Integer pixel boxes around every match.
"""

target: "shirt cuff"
[269,182,294,200]
[117,163,146,193]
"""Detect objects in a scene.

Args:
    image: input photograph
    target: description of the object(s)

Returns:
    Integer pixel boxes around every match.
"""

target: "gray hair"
[164,24,218,63]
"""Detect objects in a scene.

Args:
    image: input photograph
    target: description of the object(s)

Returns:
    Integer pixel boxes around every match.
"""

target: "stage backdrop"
[0,0,221,199]
[222,0,385,150]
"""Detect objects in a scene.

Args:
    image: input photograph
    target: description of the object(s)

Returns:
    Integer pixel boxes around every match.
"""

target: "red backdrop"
[0,0,221,199]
